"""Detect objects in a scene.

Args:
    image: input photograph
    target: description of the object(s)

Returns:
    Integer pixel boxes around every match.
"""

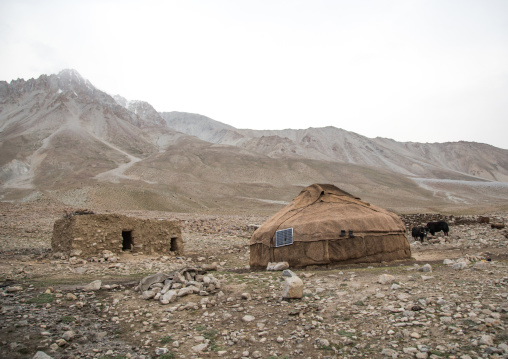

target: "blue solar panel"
[275,228,293,247]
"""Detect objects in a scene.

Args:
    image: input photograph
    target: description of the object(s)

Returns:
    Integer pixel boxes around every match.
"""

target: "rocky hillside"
[1,70,508,214]
[161,115,508,183]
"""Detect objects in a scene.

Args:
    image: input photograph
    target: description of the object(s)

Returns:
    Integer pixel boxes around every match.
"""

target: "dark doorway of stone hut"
[122,231,133,251]
[170,237,178,252]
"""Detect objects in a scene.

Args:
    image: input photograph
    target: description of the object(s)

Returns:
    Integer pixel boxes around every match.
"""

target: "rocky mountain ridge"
[159,117,508,183]
[1,70,507,213]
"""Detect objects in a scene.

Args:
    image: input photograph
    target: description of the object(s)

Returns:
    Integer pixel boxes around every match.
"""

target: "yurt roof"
[250,183,405,247]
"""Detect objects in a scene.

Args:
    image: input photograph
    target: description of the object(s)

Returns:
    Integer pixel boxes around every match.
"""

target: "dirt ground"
[0,201,507,359]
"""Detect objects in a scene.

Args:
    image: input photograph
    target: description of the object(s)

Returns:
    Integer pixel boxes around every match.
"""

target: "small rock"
[281,276,304,299]
[378,274,395,284]
[242,315,255,322]
[33,352,53,359]
[202,262,218,271]
[6,286,23,292]
[177,286,199,297]
[155,347,169,355]
[474,261,489,269]
[160,290,177,303]
[318,338,330,347]
[191,343,208,353]
[141,290,156,300]
[479,334,494,346]
[83,280,101,291]
[62,331,75,341]
[282,269,297,277]
[267,262,289,271]
[70,249,82,257]
[418,264,432,272]
[65,293,77,301]
[55,338,67,347]
[452,262,468,270]
[498,343,508,353]
[381,348,397,357]
[138,272,171,292]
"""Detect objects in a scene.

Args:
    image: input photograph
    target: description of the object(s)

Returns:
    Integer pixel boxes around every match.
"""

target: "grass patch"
[428,350,446,357]
[195,324,207,332]
[27,272,148,288]
[60,315,75,323]
[195,326,221,351]
[462,319,477,327]
[17,348,30,355]
[203,329,221,352]
[27,293,54,304]
[496,332,508,343]
[320,345,335,351]
[159,336,173,344]
[203,329,218,341]
[159,353,175,359]
[98,355,127,359]
[337,330,355,338]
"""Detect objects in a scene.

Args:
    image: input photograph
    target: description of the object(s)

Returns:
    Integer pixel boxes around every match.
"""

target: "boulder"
[160,290,178,303]
[33,352,53,359]
[281,276,304,299]
[378,274,395,285]
[138,272,171,292]
[83,280,101,291]
[282,269,297,277]
[267,262,289,271]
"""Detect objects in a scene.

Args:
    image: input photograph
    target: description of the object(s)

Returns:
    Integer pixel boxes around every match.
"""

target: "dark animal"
[426,221,449,236]
[478,216,490,224]
[491,223,505,229]
[411,226,428,242]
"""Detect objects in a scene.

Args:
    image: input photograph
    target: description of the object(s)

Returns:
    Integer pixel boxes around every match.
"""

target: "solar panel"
[275,228,293,247]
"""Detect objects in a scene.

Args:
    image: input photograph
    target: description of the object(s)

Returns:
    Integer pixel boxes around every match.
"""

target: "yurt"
[250,184,411,268]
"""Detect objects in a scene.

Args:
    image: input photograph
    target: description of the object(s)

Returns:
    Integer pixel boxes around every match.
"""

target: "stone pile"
[400,213,455,228]
[135,266,221,304]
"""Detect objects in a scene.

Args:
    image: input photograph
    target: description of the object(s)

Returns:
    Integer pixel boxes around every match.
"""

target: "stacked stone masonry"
[51,213,183,257]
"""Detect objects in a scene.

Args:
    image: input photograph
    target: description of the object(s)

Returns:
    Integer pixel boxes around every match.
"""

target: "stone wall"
[51,214,183,257]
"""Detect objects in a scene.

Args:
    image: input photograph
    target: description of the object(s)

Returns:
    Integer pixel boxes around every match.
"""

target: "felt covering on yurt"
[250,184,410,268]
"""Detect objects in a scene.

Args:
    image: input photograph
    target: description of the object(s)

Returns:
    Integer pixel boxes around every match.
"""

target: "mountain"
[0,70,165,189]
[1,70,507,214]
[160,114,508,183]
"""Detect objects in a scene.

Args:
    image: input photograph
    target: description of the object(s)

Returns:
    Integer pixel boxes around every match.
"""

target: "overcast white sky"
[1,0,507,149]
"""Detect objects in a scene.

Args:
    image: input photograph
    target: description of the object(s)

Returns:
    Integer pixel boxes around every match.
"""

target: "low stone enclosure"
[52,212,183,257]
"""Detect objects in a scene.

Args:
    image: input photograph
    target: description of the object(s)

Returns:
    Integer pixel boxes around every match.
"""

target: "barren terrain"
[0,201,507,359]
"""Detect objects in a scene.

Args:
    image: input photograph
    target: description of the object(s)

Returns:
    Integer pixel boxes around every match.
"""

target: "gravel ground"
[0,202,507,359]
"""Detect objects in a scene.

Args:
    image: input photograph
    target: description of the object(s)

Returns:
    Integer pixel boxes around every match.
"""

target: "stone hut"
[52,213,183,257]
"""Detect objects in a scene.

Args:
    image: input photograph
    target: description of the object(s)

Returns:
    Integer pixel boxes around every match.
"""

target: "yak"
[426,221,449,236]
[411,226,428,242]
